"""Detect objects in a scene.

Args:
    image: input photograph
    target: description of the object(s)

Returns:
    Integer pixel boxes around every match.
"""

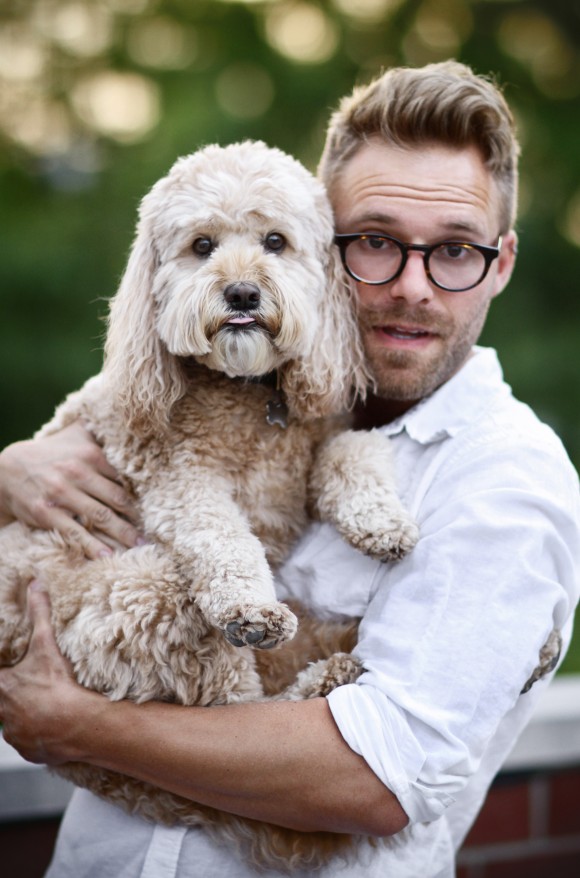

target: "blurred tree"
[1,0,579,664]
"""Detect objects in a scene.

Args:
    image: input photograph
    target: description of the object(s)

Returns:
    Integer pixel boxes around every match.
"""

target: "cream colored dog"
[0,141,417,872]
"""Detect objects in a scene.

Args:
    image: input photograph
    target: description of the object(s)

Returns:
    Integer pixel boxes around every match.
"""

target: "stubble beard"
[360,300,491,403]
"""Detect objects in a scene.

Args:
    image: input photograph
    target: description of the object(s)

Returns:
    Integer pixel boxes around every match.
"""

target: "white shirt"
[45,347,580,878]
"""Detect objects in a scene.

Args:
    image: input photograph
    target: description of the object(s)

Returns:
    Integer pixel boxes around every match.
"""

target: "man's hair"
[318,60,520,233]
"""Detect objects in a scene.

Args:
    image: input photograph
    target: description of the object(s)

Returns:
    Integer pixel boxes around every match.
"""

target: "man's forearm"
[0,586,407,837]
[65,690,408,836]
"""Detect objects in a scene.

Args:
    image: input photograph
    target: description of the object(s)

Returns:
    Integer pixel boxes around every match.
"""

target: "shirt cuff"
[327,682,456,823]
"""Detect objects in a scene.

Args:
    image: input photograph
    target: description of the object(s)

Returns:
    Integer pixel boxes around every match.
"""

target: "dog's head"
[104,141,370,433]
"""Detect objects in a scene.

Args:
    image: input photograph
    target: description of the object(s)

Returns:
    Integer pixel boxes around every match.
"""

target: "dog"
[0,141,418,872]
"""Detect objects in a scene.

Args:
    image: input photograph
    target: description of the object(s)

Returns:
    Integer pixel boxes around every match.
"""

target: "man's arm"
[0,584,408,838]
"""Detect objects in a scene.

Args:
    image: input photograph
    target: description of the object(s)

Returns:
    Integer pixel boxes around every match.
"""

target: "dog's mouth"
[222,314,268,332]
[225,315,258,328]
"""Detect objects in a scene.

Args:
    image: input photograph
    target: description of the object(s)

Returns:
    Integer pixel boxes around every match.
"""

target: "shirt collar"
[380,346,509,444]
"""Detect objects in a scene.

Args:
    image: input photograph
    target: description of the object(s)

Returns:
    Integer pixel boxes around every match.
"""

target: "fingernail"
[98,548,113,557]
[136,536,149,546]
[29,579,47,593]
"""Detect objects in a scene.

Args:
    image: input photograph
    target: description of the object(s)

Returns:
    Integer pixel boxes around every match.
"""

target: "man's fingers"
[70,491,141,548]
[0,422,141,557]
[36,505,114,560]
[78,471,138,521]
[25,581,73,677]
[0,581,78,765]
[44,463,137,524]
[25,580,53,633]
[14,424,136,522]
[33,493,141,559]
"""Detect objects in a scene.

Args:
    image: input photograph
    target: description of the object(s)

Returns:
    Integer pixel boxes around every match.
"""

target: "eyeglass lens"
[344,237,489,290]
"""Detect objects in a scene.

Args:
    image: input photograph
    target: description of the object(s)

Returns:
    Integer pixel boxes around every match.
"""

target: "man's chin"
[369,353,446,403]
[366,348,425,397]
[374,378,430,403]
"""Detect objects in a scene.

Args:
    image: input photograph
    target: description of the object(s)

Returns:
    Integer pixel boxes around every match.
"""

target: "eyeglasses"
[334,233,502,292]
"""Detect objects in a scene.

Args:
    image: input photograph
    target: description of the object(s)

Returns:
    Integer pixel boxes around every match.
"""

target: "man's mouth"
[380,325,432,340]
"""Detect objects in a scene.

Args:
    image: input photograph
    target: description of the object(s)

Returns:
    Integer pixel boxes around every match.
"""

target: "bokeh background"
[1,0,579,667]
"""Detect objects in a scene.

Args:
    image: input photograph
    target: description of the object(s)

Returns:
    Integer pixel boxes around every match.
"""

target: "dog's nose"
[224,282,261,311]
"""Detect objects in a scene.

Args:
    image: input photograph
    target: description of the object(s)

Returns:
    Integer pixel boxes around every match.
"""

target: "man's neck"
[353,394,418,430]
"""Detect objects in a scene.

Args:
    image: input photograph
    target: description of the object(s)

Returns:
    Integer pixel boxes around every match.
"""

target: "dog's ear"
[282,236,372,420]
[103,210,187,436]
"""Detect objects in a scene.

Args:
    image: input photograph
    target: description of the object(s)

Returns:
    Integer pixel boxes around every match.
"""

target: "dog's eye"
[264,233,286,254]
[192,237,214,257]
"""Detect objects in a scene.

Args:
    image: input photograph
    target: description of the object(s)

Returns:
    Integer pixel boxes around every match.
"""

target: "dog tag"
[266,393,289,429]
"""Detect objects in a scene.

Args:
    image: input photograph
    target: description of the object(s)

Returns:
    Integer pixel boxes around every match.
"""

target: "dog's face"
[105,141,370,431]
[142,141,336,379]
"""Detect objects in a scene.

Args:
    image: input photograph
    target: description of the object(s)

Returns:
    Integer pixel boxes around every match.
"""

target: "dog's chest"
[109,381,322,559]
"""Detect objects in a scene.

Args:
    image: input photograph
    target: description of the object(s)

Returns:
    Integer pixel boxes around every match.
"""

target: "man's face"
[332,140,517,405]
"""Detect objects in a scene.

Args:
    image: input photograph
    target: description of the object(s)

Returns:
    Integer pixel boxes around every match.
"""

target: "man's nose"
[386,251,435,305]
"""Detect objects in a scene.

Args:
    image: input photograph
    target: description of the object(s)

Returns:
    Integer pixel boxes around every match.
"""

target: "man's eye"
[192,237,214,257]
[264,232,286,253]
[441,244,469,260]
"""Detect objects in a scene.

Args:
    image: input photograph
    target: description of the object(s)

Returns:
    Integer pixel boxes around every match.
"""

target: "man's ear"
[492,230,518,299]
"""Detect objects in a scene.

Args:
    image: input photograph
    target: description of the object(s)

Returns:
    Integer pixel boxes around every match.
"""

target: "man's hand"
[0,423,140,559]
[0,582,92,765]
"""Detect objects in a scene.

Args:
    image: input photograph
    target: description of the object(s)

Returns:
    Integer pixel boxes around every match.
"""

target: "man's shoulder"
[439,396,578,505]
[431,346,572,470]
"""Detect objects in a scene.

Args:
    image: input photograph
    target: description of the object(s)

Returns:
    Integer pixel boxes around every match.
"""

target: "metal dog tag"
[266,393,289,429]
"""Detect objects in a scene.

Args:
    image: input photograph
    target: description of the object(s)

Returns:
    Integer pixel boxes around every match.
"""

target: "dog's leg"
[48,544,263,705]
[258,604,362,701]
[309,429,419,561]
[254,604,359,696]
[141,474,298,650]
[278,653,364,701]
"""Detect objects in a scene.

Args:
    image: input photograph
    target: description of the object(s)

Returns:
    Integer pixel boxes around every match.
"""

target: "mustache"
[358,303,450,333]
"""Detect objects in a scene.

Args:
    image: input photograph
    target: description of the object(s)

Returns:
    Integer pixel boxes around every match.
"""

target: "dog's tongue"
[227,316,255,325]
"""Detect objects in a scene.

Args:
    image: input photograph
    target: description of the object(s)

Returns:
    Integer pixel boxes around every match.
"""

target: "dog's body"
[0,142,417,872]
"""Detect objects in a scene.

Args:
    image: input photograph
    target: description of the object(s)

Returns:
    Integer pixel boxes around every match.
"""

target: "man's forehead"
[332,139,500,231]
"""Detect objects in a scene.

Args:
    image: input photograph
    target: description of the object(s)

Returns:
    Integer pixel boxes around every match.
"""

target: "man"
[0,61,579,878]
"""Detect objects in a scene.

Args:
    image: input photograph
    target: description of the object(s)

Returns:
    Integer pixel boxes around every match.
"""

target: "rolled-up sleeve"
[327,434,580,824]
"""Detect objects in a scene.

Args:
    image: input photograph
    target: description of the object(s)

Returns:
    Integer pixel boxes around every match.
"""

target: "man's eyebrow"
[345,212,396,227]
[440,221,484,237]
[344,213,484,238]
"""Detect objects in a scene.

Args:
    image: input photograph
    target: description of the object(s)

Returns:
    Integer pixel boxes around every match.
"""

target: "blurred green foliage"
[1,0,579,667]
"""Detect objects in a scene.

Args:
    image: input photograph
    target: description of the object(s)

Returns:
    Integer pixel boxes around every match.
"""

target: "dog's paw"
[282,653,364,700]
[341,510,419,562]
[311,652,363,696]
[222,602,298,650]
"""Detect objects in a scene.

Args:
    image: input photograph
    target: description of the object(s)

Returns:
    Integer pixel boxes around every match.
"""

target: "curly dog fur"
[0,141,418,872]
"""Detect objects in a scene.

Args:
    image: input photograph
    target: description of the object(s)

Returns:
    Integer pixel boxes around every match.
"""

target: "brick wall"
[0,817,61,878]
[457,767,580,877]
